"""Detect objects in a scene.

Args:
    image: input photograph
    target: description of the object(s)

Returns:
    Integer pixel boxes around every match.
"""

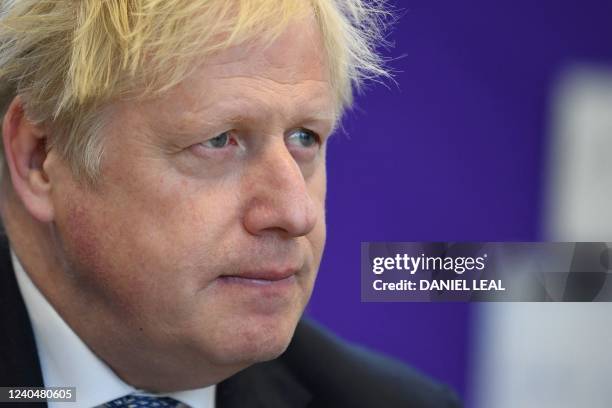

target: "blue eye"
[202,131,231,148]
[287,128,319,148]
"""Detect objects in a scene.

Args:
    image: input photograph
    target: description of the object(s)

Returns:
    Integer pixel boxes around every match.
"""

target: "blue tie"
[104,394,182,408]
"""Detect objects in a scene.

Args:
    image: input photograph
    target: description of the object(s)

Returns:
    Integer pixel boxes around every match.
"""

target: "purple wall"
[305,0,612,401]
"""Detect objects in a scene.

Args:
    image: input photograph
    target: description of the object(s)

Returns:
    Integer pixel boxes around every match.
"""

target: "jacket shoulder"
[281,318,462,408]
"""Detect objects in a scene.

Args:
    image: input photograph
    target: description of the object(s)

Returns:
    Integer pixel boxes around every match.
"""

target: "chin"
[202,310,301,367]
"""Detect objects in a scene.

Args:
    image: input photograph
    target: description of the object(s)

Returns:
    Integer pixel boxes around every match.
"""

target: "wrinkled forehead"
[124,16,337,129]
[205,14,329,82]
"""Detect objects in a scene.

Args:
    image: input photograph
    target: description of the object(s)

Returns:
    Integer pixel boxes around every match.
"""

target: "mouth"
[209,265,306,314]
[218,275,295,285]
[216,267,300,288]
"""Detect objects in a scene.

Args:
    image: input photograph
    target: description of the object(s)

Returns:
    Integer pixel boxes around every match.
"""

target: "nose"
[242,142,318,238]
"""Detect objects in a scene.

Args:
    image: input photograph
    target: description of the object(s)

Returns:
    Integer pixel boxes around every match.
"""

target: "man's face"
[48,17,334,378]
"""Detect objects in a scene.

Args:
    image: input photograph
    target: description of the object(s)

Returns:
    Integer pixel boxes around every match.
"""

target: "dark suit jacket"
[0,235,461,408]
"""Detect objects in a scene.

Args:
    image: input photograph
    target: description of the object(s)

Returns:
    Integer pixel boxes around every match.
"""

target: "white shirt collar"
[12,250,216,408]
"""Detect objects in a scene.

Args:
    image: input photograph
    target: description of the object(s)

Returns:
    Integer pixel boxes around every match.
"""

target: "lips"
[221,267,299,282]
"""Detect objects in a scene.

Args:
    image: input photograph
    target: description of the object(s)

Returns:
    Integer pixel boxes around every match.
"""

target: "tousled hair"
[0,0,390,183]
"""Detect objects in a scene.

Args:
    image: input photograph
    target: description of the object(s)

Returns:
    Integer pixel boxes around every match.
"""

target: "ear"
[2,96,55,222]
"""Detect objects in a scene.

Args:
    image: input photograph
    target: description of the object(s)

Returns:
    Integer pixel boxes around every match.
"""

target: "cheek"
[57,200,127,287]
[58,194,113,274]
[55,198,136,313]
[58,178,239,298]
[54,185,185,314]
[308,163,327,260]
[301,222,325,309]
[309,214,326,278]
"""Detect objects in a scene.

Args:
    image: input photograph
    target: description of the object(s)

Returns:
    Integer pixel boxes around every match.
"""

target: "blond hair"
[0,0,389,183]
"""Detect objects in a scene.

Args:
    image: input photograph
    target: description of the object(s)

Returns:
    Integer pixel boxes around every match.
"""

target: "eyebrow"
[186,103,338,132]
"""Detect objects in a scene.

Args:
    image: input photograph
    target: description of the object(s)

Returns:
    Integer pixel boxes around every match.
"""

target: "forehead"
[207,14,328,80]
[135,15,335,126]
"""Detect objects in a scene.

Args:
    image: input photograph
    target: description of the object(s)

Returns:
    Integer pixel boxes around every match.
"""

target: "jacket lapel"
[0,232,46,393]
